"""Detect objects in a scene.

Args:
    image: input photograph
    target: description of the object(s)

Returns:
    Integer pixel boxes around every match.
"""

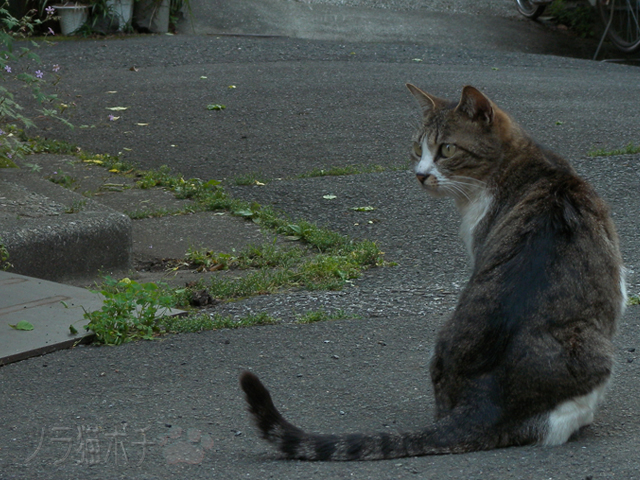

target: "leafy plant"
[0,3,71,163]
[0,236,12,271]
[83,277,176,345]
[48,173,76,189]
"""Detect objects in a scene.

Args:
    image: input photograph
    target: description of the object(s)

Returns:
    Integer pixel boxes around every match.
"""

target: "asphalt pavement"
[1,0,640,478]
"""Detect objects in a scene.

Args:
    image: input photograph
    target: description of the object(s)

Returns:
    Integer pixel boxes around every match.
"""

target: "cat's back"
[468,144,624,338]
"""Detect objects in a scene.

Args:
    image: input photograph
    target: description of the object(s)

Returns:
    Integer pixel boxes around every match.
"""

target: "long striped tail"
[239,371,519,460]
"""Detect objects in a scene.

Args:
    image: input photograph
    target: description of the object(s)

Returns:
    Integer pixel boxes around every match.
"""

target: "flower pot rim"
[53,3,91,8]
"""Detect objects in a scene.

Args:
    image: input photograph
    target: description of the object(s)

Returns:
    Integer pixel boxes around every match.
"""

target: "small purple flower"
[108,114,116,121]
[35,70,43,79]
[46,6,56,15]
[0,129,5,135]
[7,153,12,159]
[53,64,60,72]
[47,27,55,36]
[4,65,11,73]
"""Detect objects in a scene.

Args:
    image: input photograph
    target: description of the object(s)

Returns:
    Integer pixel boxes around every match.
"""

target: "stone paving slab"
[0,271,100,366]
[0,271,186,366]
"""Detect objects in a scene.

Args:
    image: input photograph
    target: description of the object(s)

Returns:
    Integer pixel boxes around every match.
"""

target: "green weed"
[83,277,177,345]
[125,205,200,219]
[208,269,295,299]
[297,164,388,179]
[234,172,271,186]
[27,137,78,155]
[0,157,18,168]
[296,309,353,324]
[161,312,279,334]
[588,143,640,157]
[0,236,12,271]
[64,199,86,214]
[48,173,77,189]
[21,141,388,343]
[137,166,222,199]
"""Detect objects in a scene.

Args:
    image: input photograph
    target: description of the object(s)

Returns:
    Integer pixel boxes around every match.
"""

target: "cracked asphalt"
[1,0,640,478]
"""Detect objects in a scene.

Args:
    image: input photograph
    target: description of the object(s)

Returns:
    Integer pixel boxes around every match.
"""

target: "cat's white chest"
[458,191,494,262]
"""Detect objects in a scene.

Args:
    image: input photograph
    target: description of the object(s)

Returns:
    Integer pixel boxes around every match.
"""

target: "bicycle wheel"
[598,0,640,53]
[515,0,546,19]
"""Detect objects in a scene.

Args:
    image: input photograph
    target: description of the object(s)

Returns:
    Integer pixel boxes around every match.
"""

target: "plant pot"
[54,4,90,36]
[133,0,170,34]
[106,0,134,31]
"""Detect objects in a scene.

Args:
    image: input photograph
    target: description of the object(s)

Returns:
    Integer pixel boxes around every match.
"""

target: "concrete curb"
[0,169,132,283]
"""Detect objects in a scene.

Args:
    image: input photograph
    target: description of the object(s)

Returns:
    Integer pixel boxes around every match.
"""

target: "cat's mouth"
[416,173,442,195]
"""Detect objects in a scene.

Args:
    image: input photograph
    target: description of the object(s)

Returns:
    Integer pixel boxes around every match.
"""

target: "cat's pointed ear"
[406,84,444,114]
[456,86,494,125]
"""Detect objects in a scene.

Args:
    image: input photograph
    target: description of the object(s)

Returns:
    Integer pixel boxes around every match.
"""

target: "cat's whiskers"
[438,175,487,202]
[440,181,471,202]
[451,175,488,189]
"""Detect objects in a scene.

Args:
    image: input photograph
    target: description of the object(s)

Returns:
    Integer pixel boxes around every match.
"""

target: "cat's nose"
[416,173,427,184]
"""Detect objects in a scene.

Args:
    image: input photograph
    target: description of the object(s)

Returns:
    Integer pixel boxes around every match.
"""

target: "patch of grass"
[297,254,361,290]
[0,236,12,271]
[186,242,305,272]
[137,166,223,200]
[235,164,405,184]
[26,136,137,175]
[296,164,388,179]
[588,143,640,157]
[185,228,383,298]
[237,242,305,269]
[0,157,18,168]
[125,204,201,219]
[64,199,86,214]
[161,312,280,334]
[208,269,296,299]
[80,153,135,174]
[233,172,271,186]
[296,309,353,324]
[23,138,388,342]
[628,295,640,306]
[27,137,78,155]
[48,173,77,189]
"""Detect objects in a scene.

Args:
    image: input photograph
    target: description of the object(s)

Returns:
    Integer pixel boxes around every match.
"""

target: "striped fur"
[239,85,625,461]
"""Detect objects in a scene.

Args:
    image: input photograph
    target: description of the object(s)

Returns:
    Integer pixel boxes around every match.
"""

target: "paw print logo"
[158,426,214,465]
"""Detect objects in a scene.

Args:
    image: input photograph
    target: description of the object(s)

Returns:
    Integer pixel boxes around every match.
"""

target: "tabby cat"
[239,84,626,460]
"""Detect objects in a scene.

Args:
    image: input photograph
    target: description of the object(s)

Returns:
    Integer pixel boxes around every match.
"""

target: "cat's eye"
[412,142,423,158]
[440,144,457,158]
